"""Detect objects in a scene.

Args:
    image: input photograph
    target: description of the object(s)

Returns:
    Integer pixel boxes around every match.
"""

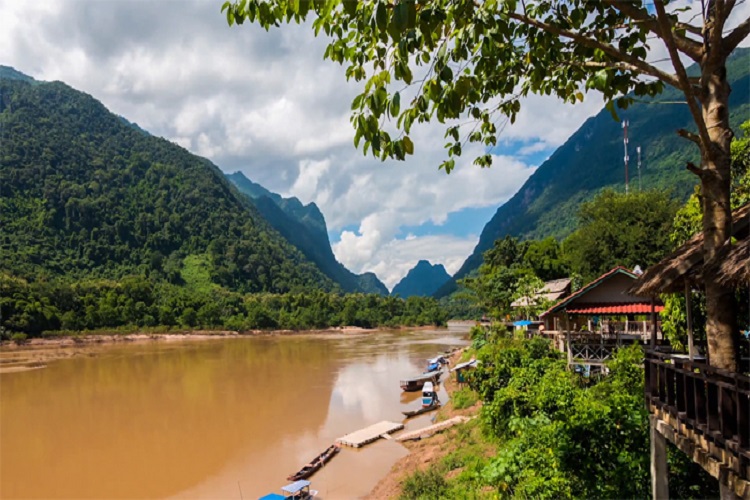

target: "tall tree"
[563,189,680,280]
[224,0,750,371]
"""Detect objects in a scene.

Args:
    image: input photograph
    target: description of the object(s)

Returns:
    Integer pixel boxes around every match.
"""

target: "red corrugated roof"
[566,303,664,315]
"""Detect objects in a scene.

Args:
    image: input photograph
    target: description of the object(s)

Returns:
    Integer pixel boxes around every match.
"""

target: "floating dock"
[395,416,471,442]
[336,421,404,448]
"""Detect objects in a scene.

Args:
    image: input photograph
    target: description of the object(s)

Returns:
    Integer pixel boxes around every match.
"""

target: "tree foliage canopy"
[563,189,680,281]
[223,0,750,170]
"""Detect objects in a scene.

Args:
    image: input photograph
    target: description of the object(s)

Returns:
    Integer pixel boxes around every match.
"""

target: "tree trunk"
[700,59,739,372]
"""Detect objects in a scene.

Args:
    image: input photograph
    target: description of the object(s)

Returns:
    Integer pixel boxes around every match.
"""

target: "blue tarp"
[513,320,533,327]
[258,494,285,500]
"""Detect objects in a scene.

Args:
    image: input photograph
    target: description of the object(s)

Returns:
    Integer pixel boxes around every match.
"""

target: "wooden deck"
[395,416,471,442]
[336,421,404,448]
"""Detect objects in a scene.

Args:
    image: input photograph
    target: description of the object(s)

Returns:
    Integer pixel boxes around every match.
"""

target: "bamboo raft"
[336,421,404,448]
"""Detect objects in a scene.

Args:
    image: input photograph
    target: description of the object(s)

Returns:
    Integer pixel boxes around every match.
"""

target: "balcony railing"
[644,350,750,483]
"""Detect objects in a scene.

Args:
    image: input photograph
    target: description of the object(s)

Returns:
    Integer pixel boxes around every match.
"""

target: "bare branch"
[724,15,750,52]
[686,161,705,177]
[506,11,683,89]
[654,0,712,149]
[602,0,703,61]
[678,128,701,144]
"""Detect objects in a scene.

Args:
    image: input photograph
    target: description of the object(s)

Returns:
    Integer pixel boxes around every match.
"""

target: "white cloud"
[3,0,745,287]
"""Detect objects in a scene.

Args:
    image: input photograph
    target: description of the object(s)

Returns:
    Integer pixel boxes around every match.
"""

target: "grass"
[451,387,479,410]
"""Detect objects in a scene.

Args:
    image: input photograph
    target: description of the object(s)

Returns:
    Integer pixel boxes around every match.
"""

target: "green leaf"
[403,136,414,155]
[391,92,401,116]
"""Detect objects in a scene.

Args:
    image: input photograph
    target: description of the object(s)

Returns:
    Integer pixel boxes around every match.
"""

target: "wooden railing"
[644,350,750,482]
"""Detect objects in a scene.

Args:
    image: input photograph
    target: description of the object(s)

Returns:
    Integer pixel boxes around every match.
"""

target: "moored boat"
[286,444,340,481]
[399,370,442,392]
[402,402,440,418]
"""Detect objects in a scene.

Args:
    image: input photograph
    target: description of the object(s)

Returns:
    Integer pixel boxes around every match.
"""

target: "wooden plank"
[395,416,471,442]
[336,421,404,448]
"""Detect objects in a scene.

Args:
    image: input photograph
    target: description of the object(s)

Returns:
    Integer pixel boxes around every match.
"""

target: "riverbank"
[369,348,490,498]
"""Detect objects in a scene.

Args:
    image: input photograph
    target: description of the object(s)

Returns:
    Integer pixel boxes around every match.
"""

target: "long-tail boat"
[402,402,441,418]
[399,370,442,392]
[286,444,340,482]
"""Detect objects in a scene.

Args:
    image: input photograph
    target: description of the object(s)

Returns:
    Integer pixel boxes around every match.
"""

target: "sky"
[2,0,745,290]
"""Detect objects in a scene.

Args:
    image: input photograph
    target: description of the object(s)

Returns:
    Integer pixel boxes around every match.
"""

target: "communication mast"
[637,146,642,191]
[623,120,630,194]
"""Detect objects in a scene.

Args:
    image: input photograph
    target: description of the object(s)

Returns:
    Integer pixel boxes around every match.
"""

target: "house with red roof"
[540,266,663,364]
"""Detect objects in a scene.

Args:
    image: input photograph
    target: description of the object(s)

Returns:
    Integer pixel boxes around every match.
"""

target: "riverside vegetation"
[396,330,717,499]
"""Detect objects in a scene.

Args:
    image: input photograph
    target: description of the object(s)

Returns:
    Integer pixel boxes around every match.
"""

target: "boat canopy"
[427,356,445,364]
[450,359,479,372]
[281,480,311,494]
[423,381,434,393]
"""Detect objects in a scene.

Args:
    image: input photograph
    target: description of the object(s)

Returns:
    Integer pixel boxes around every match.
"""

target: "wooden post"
[565,313,572,367]
[685,281,695,361]
[650,415,669,500]
[650,297,657,348]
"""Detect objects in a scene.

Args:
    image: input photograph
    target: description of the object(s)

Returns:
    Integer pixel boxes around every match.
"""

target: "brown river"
[0,327,469,499]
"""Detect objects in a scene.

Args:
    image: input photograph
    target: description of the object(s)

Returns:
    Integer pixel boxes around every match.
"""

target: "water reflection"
[0,329,467,499]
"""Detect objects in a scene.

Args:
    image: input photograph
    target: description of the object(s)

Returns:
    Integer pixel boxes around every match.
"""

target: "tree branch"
[678,128,701,144]
[686,161,705,177]
[654,0,712,149]
[602,0,703,61]
[724,15,750,52]
[505,11,683,89]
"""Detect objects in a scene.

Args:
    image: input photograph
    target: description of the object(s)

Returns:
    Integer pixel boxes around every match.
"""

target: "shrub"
[400,466,449,500]
[11,332,28,344]
[451,387,478,410]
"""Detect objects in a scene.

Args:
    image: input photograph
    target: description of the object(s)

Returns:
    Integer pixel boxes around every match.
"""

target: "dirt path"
[369,349,483,499]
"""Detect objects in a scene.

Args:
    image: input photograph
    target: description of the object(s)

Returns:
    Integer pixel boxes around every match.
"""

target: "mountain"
[392,260,451,298]
[226,171,388,295]
[436,47,750,297]
[0,68,336,293]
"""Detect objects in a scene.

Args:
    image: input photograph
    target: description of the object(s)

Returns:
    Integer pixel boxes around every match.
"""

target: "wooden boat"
[402,402,441,418]
[286,444,340,481]
[400,371,442,392]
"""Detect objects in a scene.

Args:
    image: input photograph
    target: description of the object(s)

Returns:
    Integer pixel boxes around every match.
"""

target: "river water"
[0,327,469,499]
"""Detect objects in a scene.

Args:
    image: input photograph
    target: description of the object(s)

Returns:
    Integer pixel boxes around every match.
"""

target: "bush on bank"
[401,332,717,499]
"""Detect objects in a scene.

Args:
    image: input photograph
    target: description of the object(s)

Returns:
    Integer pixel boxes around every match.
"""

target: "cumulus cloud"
[3,0,744,286]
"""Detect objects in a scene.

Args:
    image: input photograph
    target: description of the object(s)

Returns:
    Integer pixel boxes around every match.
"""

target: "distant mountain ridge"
[392,260,450,298]
[227,171,388,295]
[435,47,750,297]
[0,67,335,293]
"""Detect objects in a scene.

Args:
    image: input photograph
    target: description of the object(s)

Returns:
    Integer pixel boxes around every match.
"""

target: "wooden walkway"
[395,416,471,442]
[336,421,404,448]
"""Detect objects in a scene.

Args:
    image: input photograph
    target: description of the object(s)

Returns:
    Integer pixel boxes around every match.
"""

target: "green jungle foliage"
[400,333,717,499]
[436,47,750,298]
[227,171,388,294]
[562,189,680,282]
[0,76,334,294]
[0,273,446,338]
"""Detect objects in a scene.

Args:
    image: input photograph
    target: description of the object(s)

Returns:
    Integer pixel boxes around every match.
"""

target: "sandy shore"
[368,348,484,499]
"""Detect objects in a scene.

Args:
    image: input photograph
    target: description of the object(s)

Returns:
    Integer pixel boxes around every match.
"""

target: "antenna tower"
[637,146,642,191]
[622,120,629,194]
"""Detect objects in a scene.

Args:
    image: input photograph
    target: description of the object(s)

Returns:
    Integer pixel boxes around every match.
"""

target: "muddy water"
[0,328,468,499]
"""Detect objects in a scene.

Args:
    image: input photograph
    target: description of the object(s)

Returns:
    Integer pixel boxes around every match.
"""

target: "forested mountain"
[436,47,750,297]
[392,260,450,298]
[0,69,336,293]
[227,171,388,294]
